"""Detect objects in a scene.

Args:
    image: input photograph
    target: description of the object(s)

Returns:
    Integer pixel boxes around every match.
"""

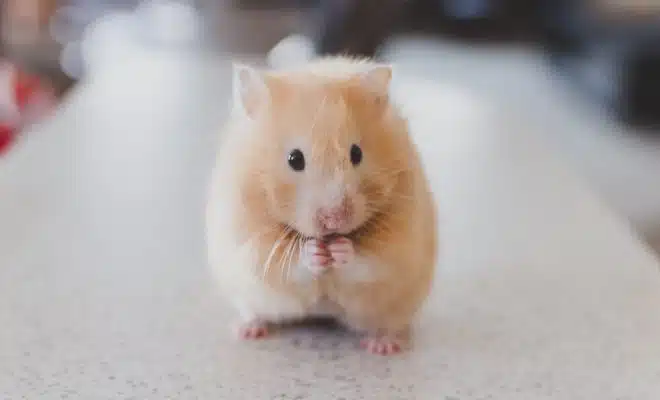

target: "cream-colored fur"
[206,56,437,350]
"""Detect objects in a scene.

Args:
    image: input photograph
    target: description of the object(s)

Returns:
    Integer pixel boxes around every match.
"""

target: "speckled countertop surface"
[1,52,660,400]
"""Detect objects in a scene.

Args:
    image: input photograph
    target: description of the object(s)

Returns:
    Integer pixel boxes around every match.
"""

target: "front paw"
[327,236,355,266]
[236,319,270,340]
[360,336,405,355]
[302,239,332,276]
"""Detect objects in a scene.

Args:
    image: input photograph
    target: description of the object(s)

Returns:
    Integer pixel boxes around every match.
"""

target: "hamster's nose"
[317,200,353,232]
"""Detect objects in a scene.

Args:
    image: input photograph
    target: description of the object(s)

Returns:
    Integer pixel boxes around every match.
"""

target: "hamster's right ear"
[232,62,269,119]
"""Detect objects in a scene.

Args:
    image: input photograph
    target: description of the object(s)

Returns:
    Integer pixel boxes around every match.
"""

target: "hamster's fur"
[206,56,437,354]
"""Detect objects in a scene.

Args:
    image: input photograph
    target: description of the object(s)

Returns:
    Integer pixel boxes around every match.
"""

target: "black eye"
[288,149,305,171]
[350,144,363,166]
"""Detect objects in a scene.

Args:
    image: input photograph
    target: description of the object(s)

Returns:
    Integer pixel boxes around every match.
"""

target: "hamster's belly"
[306,295,340,318]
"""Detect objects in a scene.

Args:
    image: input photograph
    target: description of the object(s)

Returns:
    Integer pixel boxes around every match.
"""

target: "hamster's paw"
[360,336,404,355]
[302,239,332,275]
[236,320,270,340]
[327,236,355,266]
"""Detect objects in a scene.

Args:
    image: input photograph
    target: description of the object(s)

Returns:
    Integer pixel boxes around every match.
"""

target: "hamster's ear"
[358,64,392,100]
[232,62,269,119]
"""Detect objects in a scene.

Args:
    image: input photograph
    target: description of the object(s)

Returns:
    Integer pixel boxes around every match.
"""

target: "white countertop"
[1,51,660,400]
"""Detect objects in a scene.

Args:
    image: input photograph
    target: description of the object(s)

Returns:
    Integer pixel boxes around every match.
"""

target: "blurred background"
[1,0,660,249]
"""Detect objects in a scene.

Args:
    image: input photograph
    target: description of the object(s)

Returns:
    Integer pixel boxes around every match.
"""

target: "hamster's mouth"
[285,213,381,242]
[281,224,360,242]
[297,229,360,242]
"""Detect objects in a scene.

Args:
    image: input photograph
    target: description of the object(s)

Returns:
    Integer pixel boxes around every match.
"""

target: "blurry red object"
[0,61,56,155]
[0,124,13,154]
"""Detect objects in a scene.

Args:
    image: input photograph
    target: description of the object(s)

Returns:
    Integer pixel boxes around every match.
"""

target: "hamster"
[206,56,437,355]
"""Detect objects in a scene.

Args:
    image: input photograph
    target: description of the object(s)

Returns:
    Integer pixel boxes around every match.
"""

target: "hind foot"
[360,336,405,355]
[236,320,270,340]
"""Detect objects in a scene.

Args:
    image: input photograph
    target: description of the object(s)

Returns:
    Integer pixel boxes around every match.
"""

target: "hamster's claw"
[327,236,355,265]
[303,239,332,275]
[237,321,270,340]
[360,336,403,355]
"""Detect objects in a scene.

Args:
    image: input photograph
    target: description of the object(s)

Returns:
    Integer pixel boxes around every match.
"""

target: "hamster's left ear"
[358,64,393,101]
[232,62,269,119]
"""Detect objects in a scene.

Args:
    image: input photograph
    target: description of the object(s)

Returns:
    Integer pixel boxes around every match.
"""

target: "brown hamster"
[206,56,437,355]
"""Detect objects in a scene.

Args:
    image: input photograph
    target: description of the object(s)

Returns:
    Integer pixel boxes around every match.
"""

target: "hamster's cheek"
[292,191,317,235]
[350,192,369,227]
[360,177,386,207]
[268,179,296,211]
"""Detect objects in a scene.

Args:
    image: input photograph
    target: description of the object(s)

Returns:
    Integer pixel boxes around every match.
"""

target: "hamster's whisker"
[279,229,297,284]
[283,236,295,284]
[263,225,292,282]
[285,232,303,283]
[295,232,304,280]
[278,237,290,284]
[281,224,303,284]
[284,226,299,280]
[242,228,277,274]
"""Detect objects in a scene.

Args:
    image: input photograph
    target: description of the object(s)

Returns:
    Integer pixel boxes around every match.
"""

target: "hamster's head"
[232,61,412,239]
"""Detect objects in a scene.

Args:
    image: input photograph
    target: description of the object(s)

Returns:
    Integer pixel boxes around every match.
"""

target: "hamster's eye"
[288,149,305,171]
[350,144,363,166]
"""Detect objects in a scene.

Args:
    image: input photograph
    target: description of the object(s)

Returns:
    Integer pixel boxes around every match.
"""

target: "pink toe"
[238,323,269,340]
[361,338,403,355]
[387,342,401,354]
[312,255,331,266]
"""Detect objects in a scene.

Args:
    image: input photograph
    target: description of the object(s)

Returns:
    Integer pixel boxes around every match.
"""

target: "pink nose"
[317,202,352,231]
